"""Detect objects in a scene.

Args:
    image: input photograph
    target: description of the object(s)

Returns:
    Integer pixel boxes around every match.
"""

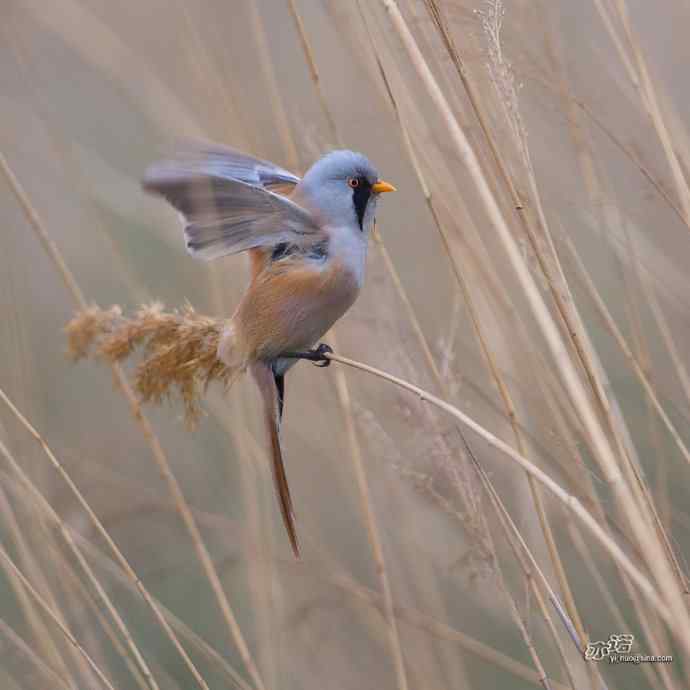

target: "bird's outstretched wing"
[143,145,320,261]
[171,143,302,191]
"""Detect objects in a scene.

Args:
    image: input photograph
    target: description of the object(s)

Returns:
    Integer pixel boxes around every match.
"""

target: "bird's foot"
[310,343,333,367]
[282,343,333,367]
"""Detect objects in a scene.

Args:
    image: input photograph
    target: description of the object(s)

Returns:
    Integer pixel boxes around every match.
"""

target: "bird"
[142,143,396,557]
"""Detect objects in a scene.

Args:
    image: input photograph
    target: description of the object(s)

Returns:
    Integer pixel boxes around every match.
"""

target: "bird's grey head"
[296,150,393,235]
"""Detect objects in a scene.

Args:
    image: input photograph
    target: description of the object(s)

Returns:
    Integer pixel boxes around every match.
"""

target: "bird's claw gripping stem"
[282,343,333,367]
[311,343,333,367]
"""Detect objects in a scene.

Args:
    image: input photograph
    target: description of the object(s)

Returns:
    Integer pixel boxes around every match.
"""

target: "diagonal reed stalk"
[329,332,411,690]
[290,3,568,683]
[564,238,689,587]
[568,524,675,690]
[479,0,687,611]
[607,0,690,225]
[0,410,254,690]
[546,27,690,599]
[484,1,685,596]
[0,394,209,690]
[322,350,671,619]
[0,459,159,690]
[288,3,548,683]
[0,152,263,690]
[546,26,690,668]
[60,297,673,638]
[354,5,589,685]
[377,0,690,657]
[0,543,117,690]
[0,479,78,688]
[264,8,412,689]
[306,566,573,690]
[0,615,75,690]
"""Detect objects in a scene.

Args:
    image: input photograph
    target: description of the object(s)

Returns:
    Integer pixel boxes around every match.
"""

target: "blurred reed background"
[2,0,690,688]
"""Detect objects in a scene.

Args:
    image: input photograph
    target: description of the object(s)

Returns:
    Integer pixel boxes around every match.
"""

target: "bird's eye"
[347,177,360,188]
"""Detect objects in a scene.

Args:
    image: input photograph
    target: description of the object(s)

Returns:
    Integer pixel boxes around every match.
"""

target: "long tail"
[251,361,299,557]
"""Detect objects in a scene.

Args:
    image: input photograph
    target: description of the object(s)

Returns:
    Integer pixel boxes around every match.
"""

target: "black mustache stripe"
[352,179,372,230]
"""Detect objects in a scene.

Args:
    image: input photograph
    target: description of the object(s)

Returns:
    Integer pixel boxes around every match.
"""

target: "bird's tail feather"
[251,361,300,557]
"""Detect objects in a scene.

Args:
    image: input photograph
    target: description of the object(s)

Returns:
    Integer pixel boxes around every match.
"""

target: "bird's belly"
[278,267,359,351]
[235,257,361,364]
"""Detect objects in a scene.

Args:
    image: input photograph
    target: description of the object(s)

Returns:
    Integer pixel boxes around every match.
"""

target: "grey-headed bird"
[143,144,396,557]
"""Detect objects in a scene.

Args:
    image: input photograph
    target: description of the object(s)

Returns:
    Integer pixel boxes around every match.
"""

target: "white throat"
[327,224,368,288]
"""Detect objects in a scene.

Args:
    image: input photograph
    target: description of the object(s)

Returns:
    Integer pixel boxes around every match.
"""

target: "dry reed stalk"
[289,6,468,680]
[64,2,274,660]
[47,538,118,690]
[53,522,160,690]
[542,360,680,668]
[575,95,690,231]
[486,1,676,600]
[163,62,277,672]
[249,1,299,170]
[326,351,669,612]
[616,225,688,595]
[371,87,582,690]
[0,153,261,690]
[377,0,690,654]
[549,33,688,594]
[644,285,690,527]
[4,22,155,309]
[0,450,255,690]
[471,461,581,690]
[0,481,76,688]
[565,236,690,469]
[260,10,412,688]
[0,395,198,690]
[0,544,117,690]
[608,0,690,224]
[73,518,254,690]
[344,332,681,682]
[311,568,573,690]
[376,468,473,689]
[0,481,101,690]
[4,404,160,688]
[62,302,671,627]
[646,286,690,423]
[329,332,411,690]
[502,591,555,690]
[563,237,690,593]
[74,578,153,690]
[527,39,690,237]
[488,4,684,611]
[357,7,586,683]
[286,0,341,148]
[0,616,73,690]
[549,25,690,614]
[569,524,679,690]
[256,4,558,681]
[218,384,280,690]
[460,466,566,690]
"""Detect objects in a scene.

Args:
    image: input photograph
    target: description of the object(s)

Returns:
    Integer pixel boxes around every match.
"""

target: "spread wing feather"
[142,145,320,261]
[169,143,302,190]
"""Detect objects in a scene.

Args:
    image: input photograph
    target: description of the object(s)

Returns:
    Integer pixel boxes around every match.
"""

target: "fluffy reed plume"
[66,303,232,424]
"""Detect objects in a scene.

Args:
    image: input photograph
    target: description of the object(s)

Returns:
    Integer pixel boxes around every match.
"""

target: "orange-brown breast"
[232,256,360,363]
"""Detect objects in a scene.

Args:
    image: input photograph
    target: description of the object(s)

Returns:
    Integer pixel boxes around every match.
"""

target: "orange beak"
[371,180,397,194]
